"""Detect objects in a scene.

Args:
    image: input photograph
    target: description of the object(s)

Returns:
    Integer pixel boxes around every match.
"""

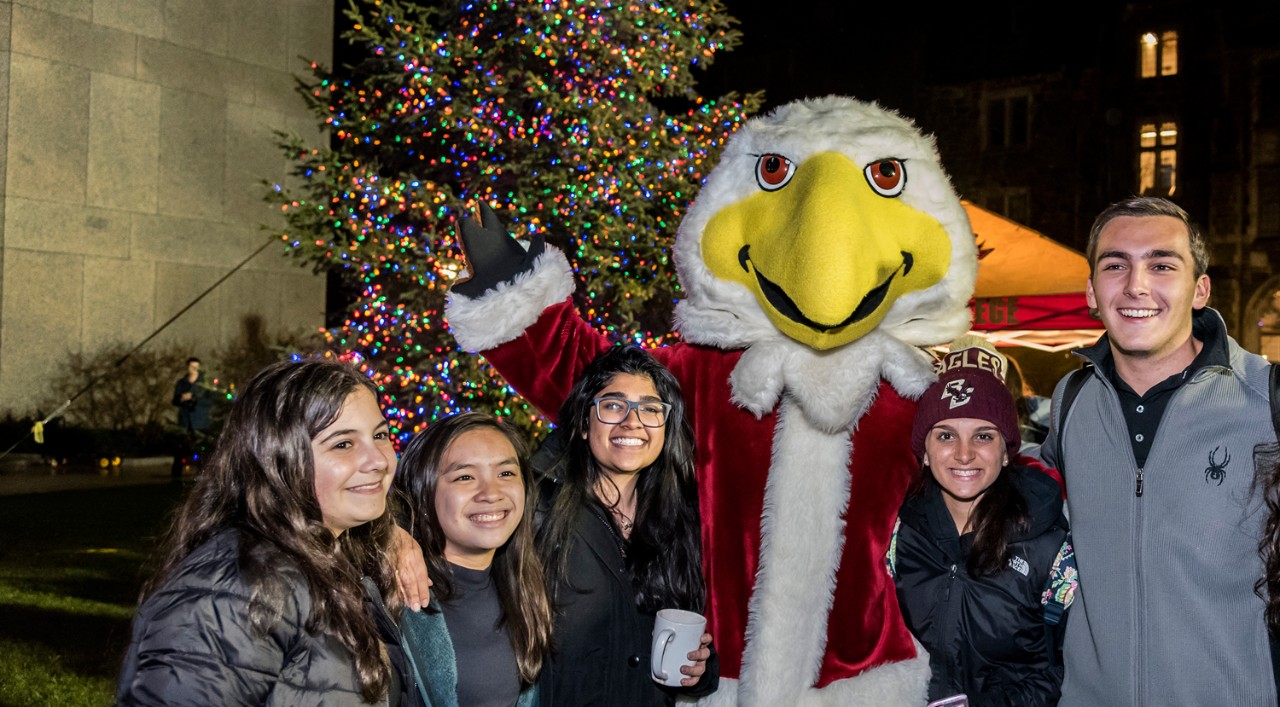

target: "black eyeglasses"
[591,397,671,428]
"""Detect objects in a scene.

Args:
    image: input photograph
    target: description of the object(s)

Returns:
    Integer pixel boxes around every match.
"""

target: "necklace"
[591,506,628,562]
[594,480,636,537]
[611,508,634,534]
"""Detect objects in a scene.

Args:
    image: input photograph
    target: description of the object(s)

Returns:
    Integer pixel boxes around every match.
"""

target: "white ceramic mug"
[650,608,706,686]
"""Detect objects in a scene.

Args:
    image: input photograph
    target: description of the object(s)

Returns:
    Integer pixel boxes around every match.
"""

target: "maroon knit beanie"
[910,336,1020,460]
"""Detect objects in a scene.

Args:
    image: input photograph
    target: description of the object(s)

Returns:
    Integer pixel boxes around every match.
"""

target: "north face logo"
[943,379,974,409]
[1008,555,1029,576]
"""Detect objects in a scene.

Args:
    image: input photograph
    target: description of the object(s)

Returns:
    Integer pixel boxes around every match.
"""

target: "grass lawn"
[0,483,185,707]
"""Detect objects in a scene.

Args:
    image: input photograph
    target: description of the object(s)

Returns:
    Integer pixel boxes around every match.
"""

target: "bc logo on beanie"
[910,334,1021,459]
[943,379,975,409]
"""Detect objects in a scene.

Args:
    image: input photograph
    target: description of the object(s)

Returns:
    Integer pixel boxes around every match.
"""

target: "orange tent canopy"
[963,201,1103,351]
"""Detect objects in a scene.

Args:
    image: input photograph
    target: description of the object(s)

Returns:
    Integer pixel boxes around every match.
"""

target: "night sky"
[334,3,1278,117]
[332,2,1109,114]
[698,1,1126,114]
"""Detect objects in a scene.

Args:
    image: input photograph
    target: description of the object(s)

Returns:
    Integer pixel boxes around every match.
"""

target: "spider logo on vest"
[1205,446,1230,486]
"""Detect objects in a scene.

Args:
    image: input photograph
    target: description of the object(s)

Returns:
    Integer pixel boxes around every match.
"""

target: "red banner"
[969,293,1099,331]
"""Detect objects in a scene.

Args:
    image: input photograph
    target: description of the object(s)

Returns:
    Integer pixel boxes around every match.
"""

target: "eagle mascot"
[444,96,977,705]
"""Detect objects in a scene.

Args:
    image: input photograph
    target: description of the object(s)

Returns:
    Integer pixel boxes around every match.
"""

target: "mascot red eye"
[864,159,906,197]
[755,154,795,191]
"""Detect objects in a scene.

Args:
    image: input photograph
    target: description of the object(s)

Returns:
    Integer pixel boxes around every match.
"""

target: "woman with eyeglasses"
[535,345,717,706]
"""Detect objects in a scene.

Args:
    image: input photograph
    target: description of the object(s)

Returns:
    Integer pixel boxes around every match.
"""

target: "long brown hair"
[392,412,553,686]
[962,465,1030,576]
[1254,443,1280,628]
[142,359,398,703]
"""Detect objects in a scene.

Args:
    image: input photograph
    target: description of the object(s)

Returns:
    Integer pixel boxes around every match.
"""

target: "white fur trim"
[689,678,738,707]
[727,329,936,433]
[738,399,851,701]
[692,648,930,707]
[714,401,930,706]
[444,247,574,352]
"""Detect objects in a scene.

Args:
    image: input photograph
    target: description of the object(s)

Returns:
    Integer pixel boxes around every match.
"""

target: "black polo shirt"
[1093,310,1230,469]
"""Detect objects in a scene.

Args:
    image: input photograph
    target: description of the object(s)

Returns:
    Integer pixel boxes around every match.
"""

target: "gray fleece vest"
[1044,327,1277,706]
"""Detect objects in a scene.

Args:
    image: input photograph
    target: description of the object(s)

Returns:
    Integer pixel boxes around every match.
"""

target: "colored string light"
[272,0,759,440]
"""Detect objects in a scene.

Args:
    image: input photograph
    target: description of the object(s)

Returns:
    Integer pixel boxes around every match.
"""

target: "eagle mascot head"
[673,96,976,431]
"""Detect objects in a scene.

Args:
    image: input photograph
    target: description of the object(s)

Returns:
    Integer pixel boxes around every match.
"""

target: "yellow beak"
[701,151,952,350]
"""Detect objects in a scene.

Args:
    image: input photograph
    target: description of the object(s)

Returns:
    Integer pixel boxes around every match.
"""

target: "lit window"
[1138,121,1177,196]
[1139,30,1178,78]
[1160,31,1178,75]
[1259,288,1280,363]
[1140,34,1157,78]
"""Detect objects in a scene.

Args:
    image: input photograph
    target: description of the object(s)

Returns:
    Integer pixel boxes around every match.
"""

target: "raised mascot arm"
[452,202,546,298]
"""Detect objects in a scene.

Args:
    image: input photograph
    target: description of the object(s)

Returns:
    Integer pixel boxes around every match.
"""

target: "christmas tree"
[273,0,759,438]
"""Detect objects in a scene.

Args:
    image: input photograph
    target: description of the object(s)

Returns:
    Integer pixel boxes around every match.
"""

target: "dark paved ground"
[0,454,182,496]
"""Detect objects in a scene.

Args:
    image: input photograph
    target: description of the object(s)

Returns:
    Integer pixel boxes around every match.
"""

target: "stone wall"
[0,0,332,415]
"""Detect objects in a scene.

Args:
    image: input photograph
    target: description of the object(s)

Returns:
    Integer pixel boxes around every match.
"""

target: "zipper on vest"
[1135,467,1144,497]
[942,563,960,689]
[1133,482,1147,704]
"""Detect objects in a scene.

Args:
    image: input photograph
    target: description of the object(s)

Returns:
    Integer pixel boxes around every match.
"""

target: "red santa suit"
[446,96,978,706]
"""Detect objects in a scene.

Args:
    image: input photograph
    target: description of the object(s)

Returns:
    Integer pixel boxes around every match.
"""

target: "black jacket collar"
[899,466,1066,554]
[1078,306,1231,377]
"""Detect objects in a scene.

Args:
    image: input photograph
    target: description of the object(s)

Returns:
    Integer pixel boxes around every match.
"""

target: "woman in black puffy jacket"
[889,338,1074,707]
[117,360,417,706]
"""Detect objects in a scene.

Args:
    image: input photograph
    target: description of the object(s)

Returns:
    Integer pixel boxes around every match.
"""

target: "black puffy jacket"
[891,467,1070,707]
[116,529,416,706]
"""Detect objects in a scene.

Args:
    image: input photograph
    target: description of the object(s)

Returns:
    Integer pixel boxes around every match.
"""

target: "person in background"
[1004,354,1050,457]
[1041,196,1277,705]
[118,359,418,706]
[171,357,212,479]
[890,336,1073,706]
[392,412,551,707]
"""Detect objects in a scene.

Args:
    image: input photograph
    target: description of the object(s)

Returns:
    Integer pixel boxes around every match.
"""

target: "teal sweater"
[400,601,537,707]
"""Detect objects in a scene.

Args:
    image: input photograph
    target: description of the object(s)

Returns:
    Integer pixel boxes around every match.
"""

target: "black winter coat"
[172,374,211,431]
[892,467,1070,707]
[116,529,418,707]
[539,502,718,707]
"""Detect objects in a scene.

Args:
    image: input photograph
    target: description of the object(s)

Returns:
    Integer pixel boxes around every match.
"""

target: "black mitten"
[451,202,546,298]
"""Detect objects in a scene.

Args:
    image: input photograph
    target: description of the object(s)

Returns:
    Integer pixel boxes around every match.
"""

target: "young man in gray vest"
[1042,196,1277,705]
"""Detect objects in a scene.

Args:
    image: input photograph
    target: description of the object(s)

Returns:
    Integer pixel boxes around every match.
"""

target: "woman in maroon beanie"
[888,336,1075,707]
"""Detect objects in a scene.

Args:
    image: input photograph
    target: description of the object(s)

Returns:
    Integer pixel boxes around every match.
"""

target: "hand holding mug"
[677,632,712,687]
[650,609,707,687]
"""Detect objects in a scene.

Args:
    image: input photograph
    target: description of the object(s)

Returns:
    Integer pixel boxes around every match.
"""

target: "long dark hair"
[963,465,1030,576]
[392,412,552,686]
[142,359,397,703]
[539,345,704,613]
[1254,443,1280,629]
